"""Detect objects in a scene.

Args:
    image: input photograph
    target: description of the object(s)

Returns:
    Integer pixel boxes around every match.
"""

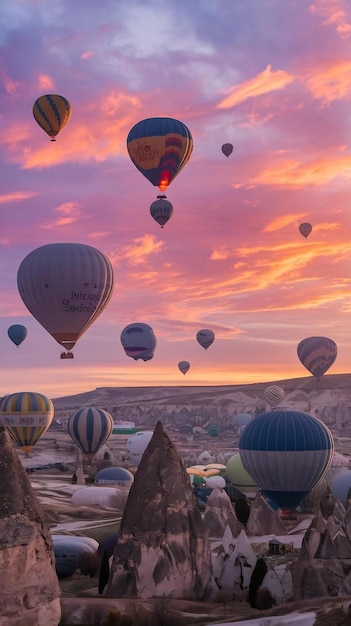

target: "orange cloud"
[309,0,351,38]
[263,213,309,233]
[111,234,165,265]
[303,61,351,102]
[41,201,83,229]
[0,191,37,204]
[217,65,294,109]
[243,154,351,188]
[81,51,94,59]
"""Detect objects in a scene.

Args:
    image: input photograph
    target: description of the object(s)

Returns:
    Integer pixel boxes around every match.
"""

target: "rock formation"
[0,426,61,626]
[293,485,351,599]
[106,421,212,599]
[246,493,286,536]
[203,487,244,538]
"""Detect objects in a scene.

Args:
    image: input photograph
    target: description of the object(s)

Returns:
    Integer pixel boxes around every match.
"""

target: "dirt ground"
[60,593,351,625]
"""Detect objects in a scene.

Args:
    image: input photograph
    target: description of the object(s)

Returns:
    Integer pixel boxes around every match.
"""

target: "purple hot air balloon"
[297,336,337,380]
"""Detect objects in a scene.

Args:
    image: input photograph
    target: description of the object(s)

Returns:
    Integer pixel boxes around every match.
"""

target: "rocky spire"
[106,421,212,599]
[0,426,61,625]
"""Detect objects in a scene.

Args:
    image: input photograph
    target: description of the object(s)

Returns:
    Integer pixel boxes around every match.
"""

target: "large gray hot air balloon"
[120,322,157,361]
[17,243,114,357]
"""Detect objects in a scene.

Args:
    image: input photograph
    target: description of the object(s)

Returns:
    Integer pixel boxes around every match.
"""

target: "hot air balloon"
[120,323,157,361]
[126,117,193,192]
[178,360,190,375]
[7,324,27,347]
[150,195,174,227]
[67,407,114,461]
[196,329,215,350]
[297,336,337,380]
[226,453,258,496]
[263,385,285,409]
[299,222,312,238]
[221,143,233,157]
[17,243,114,357]
[126,430,153,467]
[0,391,54,454]
[33,94,72,141]
[239,409,334,513]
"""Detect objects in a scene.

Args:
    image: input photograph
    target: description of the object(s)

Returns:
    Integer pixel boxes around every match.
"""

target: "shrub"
[255,586,276,610]
[78,550,100,577]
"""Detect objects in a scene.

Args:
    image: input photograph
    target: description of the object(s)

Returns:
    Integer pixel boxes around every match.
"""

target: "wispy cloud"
[217,65,294,109]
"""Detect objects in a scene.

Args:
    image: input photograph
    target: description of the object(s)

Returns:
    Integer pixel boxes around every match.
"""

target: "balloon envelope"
[33,94,72,141]
[67,407,114,461]
[127,117,193,191]
[264,385,285,408]
[299,222,312,238]
[126,430,153,466]
[150,195,173,227]
[196,329,215,350]
[1,391,54,454]
[121,322,157,361]
[17,243,114,352]
[7,324,27,347]
[178,360,190,375]
[226,453,258,495]
[221,143,233,157]
[297,336,337,380]
[239,409,334,512]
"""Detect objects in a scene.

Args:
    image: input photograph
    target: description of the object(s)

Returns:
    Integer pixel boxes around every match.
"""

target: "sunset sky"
[1,0,351,399]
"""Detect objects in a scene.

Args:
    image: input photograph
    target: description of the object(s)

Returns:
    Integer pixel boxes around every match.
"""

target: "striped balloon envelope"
[33,94,72,141]
[0,391,54,454]
[239,409,334,513]
[67,407,114,461]
[297,336,337,380]
[127,117,193,192]
[263,385,285,409]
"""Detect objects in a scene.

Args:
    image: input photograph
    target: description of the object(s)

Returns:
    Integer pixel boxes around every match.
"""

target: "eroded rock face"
[246,493,286,536]
[0,426,61,626]
[106,421,212,599]
[203,487,244,538]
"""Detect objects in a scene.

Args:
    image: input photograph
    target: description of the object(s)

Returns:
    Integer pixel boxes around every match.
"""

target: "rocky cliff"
[0,426,61,626]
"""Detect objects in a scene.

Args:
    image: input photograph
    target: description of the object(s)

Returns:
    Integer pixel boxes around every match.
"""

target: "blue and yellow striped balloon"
[67,407,114,461]
[33,94,72,141]
[1,391,54,454]
[127,117,193,191]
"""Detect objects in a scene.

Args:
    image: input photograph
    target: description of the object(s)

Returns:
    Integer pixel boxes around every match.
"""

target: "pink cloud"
[217,65,294,109]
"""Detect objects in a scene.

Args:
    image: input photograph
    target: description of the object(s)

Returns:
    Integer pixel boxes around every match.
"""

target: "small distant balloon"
[8,324,27,347]
[127,117,193,192]
[196,329,215,350]
[297,336,337,380]
[178,360,190,375]
[264,385,285,409]
[150,195,174,228]
[221,143,233,157]
[299,223,312,238]
[33,94,72,141]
